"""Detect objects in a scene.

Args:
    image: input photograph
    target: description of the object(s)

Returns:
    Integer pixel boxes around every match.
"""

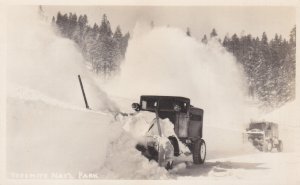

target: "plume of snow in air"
[7,6,118,112]
[103,22,260,153]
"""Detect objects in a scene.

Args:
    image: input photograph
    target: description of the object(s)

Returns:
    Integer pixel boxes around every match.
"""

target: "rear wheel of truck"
[193,139,206,164]
[263,141,272,152]
[267,141,273,152]
[165,161,173,170]
[277,140,283,152]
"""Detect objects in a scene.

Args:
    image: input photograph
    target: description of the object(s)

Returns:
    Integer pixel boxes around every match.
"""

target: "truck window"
[190,114,202,121]
[141,100,147,109]
[141,100,157,110]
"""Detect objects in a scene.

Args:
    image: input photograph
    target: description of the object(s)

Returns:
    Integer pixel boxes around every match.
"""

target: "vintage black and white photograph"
[1,0,299,184]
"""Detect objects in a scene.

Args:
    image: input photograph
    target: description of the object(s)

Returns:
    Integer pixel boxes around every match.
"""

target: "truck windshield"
[141,98,188,113]
[159,99,187,112]
[249,123,266,130]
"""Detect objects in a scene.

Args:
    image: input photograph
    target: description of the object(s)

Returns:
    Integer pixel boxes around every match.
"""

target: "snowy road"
[111,95,300,183]
[7,88,300,182]
[172,152,300,184]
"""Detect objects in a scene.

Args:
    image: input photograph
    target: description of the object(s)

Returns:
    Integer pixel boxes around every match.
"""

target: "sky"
[43,6,296,41]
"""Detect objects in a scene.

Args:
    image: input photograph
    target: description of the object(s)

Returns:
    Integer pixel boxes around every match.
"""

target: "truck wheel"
[263,143,268,152]
[193,139,206,164]
[277,140,283,152]
[267,141,273,152]
[263,141,272,152]
[168,136,180,157]
[165,161,173,170]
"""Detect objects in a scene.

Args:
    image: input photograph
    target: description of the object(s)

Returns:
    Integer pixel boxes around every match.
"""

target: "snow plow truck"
[132,95,206,169]
[244,122,283,152]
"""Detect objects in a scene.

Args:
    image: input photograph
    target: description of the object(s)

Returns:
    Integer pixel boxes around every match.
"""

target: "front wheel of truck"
[193,139,206,164]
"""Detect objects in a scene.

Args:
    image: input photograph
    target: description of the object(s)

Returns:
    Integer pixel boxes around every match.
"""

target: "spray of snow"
[123,111,190,154]
[103,23,258,154]
[7,6,117,112]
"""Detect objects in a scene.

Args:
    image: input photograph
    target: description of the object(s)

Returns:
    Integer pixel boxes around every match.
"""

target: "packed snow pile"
[7,92,112,176]
[7,90,170,179]
[98,112,174,179]
[123,111,190,154]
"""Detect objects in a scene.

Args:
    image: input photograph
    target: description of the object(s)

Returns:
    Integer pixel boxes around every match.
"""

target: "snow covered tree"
[201,34,208,44]
[221,29,296,108]
[210,28,218,38]
[120,32,130,58]
[113,25,123,39]
[289,25,296,45]
[67,13,77,38]
[186,27,191,37]
[99,14,113,37]
[150,21,155,29]
[38,5,47,21]
[222,34,230,47]
[51,16,56,27]
[229,33,239,55]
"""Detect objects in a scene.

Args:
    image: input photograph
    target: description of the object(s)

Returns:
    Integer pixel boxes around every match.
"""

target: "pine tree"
[92,23,99,39]
[150,21,155,29]
[120,32,130,58]
[289,25,296,45]
[113,25,123,39]
[230,33,239,55]
[210,28,217,38]
[56,12,63,32]
[51,16,56,27]
[285,26,296,101]
[201,34,208,44]
[67,13,77,38]
[38,5,46,21]
[99,14,113,37]
[78,14,88,29]
[186,27,191,37]
[112,25,124,71]
[222,34,230,47]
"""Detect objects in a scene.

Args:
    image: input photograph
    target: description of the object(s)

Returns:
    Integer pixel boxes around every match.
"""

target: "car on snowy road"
[244,122,283,152]
[132,95,206,169]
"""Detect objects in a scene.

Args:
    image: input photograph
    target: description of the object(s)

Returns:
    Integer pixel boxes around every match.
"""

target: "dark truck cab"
[132,95,206,166]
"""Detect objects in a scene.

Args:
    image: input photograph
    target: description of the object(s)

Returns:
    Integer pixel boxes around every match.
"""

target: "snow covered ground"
[7,86,169,179]
[174,152,300,184]
[6,88,300,183]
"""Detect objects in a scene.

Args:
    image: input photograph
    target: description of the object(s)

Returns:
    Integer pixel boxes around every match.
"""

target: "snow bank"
[97,115,169,179]
[7,96,112,176]
[7,85,170,179]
